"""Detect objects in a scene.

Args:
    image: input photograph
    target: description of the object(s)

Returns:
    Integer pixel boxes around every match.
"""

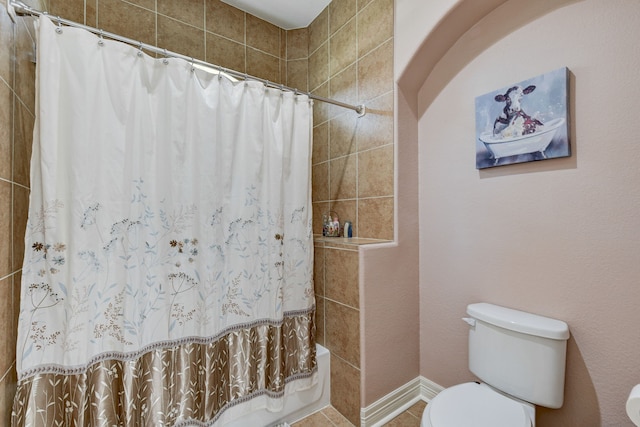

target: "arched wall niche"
[397,0,583,114]
[390,0,640,426]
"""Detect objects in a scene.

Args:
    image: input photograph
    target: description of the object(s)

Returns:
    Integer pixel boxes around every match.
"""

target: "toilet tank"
[466,303,570,409]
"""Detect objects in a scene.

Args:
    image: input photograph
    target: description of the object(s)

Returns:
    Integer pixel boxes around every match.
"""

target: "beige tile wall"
[47,0,300,86]
[310,0,394,241]
[0,0,395,425]
[0,0,41,423]
[314,239,361,423]
[310,1,394,422]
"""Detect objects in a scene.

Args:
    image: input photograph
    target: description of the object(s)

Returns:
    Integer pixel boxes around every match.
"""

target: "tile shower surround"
[0,0,394,424]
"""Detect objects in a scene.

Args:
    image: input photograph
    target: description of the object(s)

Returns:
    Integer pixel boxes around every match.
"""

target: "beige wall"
[394,0,640,425]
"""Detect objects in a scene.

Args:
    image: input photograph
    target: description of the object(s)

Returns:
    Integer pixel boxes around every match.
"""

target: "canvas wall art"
[475,67,570,169]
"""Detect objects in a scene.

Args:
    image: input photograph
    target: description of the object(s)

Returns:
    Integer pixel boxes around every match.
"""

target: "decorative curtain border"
[13,312,317,426]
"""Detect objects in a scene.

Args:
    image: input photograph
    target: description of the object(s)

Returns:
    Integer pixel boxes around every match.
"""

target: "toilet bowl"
[420,382,534,427]
[420,303,569,427]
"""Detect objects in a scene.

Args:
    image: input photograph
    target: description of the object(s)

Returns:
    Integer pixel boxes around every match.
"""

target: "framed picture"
[475,67,570,169]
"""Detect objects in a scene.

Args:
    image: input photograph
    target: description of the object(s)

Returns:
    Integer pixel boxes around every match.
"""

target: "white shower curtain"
[13,17,316,426]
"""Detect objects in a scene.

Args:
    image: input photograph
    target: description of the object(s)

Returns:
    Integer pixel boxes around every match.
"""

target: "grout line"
[0,360,16,383]
[9,182,14,272]
[11,180,30,192]
[13,87,36,121]
[357,35,393,64]
[120,0,154,14]
[202,0,206,61]
[323,295,359,310]
[320,406,354,427]
[155,12,201,32]
[154,0,157,48]
[320,410,337,426]
[354,0,360,237]
[10,41,16,272]
[0,269,20,283]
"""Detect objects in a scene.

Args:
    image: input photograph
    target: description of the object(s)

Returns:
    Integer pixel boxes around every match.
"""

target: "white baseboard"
[360,377,444,427]
[420,376,445,401]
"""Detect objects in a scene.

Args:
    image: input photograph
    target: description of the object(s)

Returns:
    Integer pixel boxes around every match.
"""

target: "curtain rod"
[9,0,366,117]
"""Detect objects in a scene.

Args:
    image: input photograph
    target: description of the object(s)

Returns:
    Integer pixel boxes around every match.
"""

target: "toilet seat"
[424,382,532,427]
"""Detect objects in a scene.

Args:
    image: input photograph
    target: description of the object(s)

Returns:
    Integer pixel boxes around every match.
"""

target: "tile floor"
[291,400,427,427]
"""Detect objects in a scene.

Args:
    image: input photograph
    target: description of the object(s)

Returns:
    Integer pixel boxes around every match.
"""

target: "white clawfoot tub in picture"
[479,117,565,165]
[224,344,331,427]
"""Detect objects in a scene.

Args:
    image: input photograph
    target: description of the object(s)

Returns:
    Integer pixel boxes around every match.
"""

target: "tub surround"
[309,0,396,423]
[314,235,395,425]
[0,0,395,425]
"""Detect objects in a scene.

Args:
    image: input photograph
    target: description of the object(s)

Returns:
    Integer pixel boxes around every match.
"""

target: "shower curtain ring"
[55,16,63,34]
[162,49,169,64]
[190,57,195,73]
[217,65,223,80]
[97,29,104,46]
[137,41,143,57]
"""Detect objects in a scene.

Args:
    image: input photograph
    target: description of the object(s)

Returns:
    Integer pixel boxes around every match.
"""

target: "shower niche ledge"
[314,235,392,248]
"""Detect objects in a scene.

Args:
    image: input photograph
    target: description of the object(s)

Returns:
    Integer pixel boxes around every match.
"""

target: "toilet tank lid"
[467,303,570,340]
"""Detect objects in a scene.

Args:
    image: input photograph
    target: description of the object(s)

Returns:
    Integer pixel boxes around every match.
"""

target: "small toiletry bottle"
[344,221,352,238]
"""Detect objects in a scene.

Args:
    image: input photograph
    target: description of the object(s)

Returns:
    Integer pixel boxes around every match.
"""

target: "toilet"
[421,303,570,427]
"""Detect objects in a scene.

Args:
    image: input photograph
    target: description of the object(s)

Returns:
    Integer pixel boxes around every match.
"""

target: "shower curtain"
[13,17,316,427]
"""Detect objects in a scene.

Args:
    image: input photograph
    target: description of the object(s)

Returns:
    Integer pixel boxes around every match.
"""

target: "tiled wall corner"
[315,240,361,425]
[48,0,288,85]
[0,0,40,423]
[310,1,395,423]
[310,0,394,242]
[0,3,12,422]
[313,243,326,345]
[286,28,308,92]
[331,352,361,425]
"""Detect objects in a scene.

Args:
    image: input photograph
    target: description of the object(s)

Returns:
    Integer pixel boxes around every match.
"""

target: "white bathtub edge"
[223,344,331,427]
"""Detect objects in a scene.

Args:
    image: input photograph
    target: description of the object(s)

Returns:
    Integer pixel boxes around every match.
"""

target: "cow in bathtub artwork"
[475,67,570,169]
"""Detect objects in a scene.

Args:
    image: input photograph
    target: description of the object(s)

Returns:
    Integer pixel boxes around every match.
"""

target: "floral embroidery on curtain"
[13,17,316,426]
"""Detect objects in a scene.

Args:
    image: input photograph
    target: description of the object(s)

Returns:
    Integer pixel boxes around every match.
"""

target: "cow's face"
[509,85,536,112]
[495,85,536,113]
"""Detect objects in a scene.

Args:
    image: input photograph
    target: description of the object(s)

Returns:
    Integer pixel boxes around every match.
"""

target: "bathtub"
[222,344,331,426]
[479,117,565,165]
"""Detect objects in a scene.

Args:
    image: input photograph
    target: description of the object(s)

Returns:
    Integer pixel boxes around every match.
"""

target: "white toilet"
[421,303,570,427]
